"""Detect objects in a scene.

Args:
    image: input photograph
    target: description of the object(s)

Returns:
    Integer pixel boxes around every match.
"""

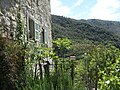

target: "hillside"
[80,19,120,36]
[51,15,120,48]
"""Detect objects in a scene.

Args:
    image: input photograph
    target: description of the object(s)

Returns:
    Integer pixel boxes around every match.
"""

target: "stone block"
[4,17,10,26]
[0,11,3,16]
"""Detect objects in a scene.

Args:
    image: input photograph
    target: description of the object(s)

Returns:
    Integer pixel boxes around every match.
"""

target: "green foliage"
[16,39,74,90]
[83,19,120,36]
[76,44,120,90]
[98,45,120,90]
[0,5,25,90]
[0,37,24,90]
[15,14,120,90]
[1,13,120,90]
[16,9,24,42]
[15,37,78,90]
[53,38,72,57]
[52,15,120,48]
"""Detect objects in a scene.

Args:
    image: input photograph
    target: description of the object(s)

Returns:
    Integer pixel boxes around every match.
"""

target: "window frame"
[29,18,35,40]
[35,23,40,42]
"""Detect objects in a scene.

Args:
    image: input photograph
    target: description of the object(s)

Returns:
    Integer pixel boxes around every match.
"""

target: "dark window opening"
[29,18,35,40]
[41,28,45,44]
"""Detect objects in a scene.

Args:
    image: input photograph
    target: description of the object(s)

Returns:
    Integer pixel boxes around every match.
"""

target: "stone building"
[0,0,52,47]
[0,0,52,89]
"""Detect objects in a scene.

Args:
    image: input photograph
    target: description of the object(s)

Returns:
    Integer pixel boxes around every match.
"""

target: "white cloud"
[71,0,84,9]
[50,0,83,18]
[51,0,120,21]
[50,0,71,16]
[89,0,120,21]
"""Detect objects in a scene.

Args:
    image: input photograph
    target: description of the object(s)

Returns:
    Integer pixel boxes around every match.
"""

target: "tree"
[53,38,72,58]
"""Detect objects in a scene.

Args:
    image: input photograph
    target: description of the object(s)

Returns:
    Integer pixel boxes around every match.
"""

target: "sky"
[51,0,120,21]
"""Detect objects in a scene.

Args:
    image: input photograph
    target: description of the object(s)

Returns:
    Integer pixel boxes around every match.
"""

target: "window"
[35,23,40,41]
[40,27,49,44]
[29,18,41,41]
[44,28,48,44]
[29,18,35,40]
[40,28,45,43]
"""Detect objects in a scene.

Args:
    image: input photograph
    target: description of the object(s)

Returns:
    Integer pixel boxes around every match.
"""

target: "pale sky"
[51,0,120,21]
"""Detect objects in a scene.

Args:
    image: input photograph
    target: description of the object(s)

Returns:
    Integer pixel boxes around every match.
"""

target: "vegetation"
[80,19,120,36]
[1,36,120,90]
[51,15,120,90]
[0,37,24,90]
[0,7,25,90]
[53,38,72,57]
[52,15,120,48]
[0,13,120,90]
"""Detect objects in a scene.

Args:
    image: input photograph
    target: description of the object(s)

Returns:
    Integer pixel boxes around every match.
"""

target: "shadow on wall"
[0,0,17,10]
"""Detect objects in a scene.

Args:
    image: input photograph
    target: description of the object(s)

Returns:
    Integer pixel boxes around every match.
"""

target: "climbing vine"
[16,7,24,43]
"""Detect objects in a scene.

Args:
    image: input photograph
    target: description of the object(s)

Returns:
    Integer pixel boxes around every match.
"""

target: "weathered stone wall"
[0,0,52,47]
[0,0,18,39]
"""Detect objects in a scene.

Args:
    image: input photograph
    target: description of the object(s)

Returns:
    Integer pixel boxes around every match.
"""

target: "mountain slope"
[51,15,120,48]
[80,19,120,36]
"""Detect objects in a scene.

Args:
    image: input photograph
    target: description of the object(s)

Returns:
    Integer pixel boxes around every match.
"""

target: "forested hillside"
[52,15,120,48]
[80,19,120,36]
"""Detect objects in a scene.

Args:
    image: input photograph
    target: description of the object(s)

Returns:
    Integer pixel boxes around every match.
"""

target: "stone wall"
[0,0,52,47]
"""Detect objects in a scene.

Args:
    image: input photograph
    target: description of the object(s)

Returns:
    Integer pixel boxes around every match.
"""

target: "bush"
[0,37,24,90]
